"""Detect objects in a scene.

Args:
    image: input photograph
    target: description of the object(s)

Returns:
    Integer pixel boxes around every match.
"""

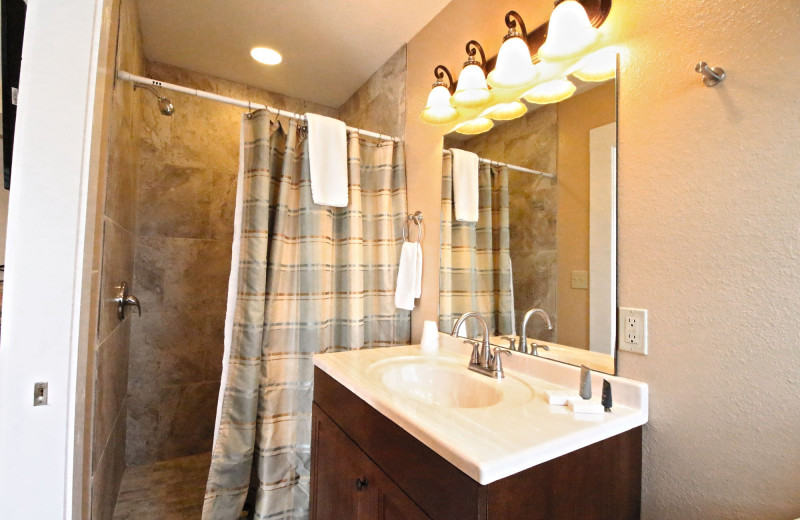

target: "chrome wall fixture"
[133,83,175,116]
[420,0,615,134]
[402,211,424,244]
[114,282,141,320]
[695,61,726,87]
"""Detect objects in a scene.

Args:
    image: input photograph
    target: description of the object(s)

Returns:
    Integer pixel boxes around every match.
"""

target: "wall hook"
[695,61,725,86]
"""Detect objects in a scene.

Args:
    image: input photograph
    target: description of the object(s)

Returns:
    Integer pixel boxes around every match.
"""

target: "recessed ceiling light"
[250,47,282,66]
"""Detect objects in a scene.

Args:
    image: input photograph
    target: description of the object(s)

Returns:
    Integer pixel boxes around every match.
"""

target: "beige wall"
[556,81,616,349]
[340,45,407,138]
[406,0,800,518]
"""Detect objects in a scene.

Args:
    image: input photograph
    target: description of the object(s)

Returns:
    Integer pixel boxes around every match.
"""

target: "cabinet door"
[370,469,431,520]
[311,405,371,520]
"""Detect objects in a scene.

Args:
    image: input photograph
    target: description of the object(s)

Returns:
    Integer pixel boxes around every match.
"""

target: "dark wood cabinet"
[311,367,642,520]
[311,403,430,520]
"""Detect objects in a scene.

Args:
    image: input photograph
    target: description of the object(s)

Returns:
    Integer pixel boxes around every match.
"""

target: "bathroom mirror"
[439,64,618,374]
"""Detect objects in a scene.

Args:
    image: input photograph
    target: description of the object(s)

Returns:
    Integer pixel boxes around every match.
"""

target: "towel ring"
[402,211,424,243]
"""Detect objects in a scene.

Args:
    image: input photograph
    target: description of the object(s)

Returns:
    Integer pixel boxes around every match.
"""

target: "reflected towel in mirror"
[450,148,479,222]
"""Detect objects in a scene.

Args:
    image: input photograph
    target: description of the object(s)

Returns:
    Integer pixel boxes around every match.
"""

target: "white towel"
[414,242,423,299]
[395,242,421,310]
[305,113,348,207]
[450,148,480,222]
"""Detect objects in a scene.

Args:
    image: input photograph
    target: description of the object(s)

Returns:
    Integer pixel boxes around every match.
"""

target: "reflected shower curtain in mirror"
[439,154,514,337]
[203,112,409,519]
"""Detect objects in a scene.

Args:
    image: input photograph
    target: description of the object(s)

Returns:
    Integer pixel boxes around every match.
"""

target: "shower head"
[133,83,174,116]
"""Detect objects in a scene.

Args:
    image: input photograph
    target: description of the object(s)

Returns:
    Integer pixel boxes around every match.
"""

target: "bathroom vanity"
[310,338,648,520]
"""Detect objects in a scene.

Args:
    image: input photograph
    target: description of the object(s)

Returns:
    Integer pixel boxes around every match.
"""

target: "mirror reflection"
[439,70,617,374]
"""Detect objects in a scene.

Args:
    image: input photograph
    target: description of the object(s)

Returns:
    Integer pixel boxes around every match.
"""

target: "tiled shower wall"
[444,106,559,340]
[89,0,145,517]
[126,62,338,465]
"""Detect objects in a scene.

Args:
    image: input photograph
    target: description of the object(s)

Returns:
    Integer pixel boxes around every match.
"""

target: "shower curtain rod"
[442,149,555,178]
[117,70,401,142]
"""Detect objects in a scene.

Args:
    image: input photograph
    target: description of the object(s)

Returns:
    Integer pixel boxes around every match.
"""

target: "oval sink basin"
[377,358,502,408]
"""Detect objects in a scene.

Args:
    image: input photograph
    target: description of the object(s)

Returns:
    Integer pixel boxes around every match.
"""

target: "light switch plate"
[571,270,588,289]
[619,308,648,355]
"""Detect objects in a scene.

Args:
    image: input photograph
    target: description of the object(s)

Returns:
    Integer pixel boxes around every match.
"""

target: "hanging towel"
[305,112,348,207]
[395,241,420,310]
[450,148,480,222]
[414,242,423,299]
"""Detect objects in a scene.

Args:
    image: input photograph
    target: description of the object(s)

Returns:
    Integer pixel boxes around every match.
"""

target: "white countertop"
[313,333,648,485]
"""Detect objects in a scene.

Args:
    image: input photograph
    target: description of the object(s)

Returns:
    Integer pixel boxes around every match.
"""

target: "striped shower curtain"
[439,154,514,337]
[203,112,409,519]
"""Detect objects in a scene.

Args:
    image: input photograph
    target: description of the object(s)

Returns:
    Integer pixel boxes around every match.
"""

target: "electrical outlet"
[619,308,648,355]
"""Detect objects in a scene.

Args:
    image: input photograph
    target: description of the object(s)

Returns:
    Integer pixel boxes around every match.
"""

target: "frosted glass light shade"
[421,85,458,125]
[487,37,537,89]
[452,63,492,108]
[538,0,598,63]
[483,101,527,121]
[454,117,494,135]
[572,47,617,82]
[523,78,576,104]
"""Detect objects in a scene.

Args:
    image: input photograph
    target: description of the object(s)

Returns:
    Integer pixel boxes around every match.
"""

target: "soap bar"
[546,389,577,406]
[567,396,605,415]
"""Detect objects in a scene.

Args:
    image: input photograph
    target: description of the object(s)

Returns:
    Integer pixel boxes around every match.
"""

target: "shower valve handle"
[114,282,142,320]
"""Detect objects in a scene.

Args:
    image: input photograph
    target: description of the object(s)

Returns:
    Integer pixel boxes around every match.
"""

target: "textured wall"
[339,45,407,138]
[89,0,146,517]
[556,81,616,350]
[407,0,800,518]
[127,63,337,466]
[444,106,558,340]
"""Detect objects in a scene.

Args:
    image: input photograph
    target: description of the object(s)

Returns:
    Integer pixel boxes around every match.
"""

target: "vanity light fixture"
[451,41,492,108]
[454,117,494,135]
[421,65,459,125]
[538,0,598,63]
[482,101,528,120]
[523,78,576,104]
[420,1,614,129]
[572,46,617,82]
[486,11,538,90]
[250,47,282,65]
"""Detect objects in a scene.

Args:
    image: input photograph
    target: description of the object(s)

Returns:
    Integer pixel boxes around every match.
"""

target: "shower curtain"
[203,112,410,519]
[439,154,514,337]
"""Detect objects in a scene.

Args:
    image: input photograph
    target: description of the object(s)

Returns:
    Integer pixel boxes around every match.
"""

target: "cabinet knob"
[355,478,368,491]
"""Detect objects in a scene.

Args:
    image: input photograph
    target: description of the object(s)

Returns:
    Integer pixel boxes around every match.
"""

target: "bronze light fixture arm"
[464,40,488,72]
[433,65,456,95]
[504,10,528,40]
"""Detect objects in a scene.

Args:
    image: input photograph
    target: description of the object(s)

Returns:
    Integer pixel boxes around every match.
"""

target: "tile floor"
[112,452,211,519]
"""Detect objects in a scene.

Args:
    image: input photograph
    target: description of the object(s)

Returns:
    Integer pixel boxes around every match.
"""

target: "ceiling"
[136,0,452,108]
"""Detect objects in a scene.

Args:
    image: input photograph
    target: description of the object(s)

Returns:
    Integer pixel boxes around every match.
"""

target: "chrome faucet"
[519,308,553,356]
[451,311,510,379]
[452,312,491,368]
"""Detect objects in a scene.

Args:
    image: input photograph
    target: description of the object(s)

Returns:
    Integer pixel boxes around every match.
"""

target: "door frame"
[0,0,110,517]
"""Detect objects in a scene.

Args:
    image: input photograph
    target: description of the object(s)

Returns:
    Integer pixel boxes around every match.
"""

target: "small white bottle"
[420,320,440,353]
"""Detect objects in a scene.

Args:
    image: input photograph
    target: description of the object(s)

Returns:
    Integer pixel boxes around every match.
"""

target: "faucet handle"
[490,346,512,378]
[501,336,516,351]
[463,340,480,365]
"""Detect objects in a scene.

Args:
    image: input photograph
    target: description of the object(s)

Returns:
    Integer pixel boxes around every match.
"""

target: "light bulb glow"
[487,37,537,89]
[572,47,617,82]
[523,78,576,104]
[452,63,492,108]
[250,47,283,65]
[454,117,494,135]
[482,101,528,121]
[421,84,458,125]
[538,1,598,63]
